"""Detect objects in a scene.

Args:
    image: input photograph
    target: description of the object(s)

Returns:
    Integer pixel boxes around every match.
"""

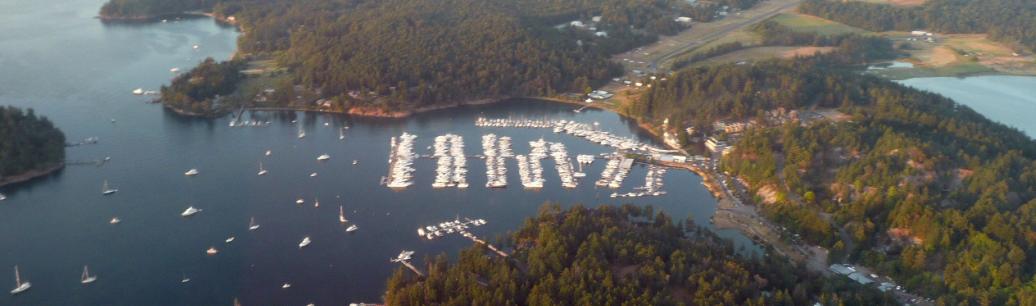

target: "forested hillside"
[639,55,1036,304]
[0,106,65,180]
[799,0,1036,51]
[386,204,894,305]
[103,0,748,114]
[160,58,245,115]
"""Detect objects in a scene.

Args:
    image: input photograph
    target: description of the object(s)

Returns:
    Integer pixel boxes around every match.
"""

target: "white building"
[594,31,608,37]
[674,16,692,23]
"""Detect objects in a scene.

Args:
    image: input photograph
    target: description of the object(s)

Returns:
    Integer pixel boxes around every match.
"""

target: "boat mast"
[14,266,21,286]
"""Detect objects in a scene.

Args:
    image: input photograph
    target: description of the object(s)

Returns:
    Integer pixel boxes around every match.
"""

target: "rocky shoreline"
[0,163,64,188]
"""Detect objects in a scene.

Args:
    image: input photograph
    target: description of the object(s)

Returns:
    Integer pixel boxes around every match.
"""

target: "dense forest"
[159,58,245,115]
[640,55,1036,304]
[799,0,1036,51]
[0,106,65,180]
[386,204,895,305]
[99,0,217,19]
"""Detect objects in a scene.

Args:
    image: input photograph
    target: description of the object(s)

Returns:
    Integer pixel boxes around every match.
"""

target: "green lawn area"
[770,13,869,35]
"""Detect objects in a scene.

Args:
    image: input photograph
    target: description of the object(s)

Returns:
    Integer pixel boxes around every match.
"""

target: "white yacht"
[225,236,235,243]
[132,88,144,95]
[313,198,320,208]
[352,160,358,165]
[298,236,311,248]
[338,206,347,223]
[248,217,260,231]
[0,193,5,201]
[184,169,199,176]
[257,161,268,176]
[346,224,359,232]
[281,283,291,289]
[206,246,218,255]
[81,265,97,284]
[296,198,305,205]
[170,67,180,73]
[101,180,118,195]
[10,265,30,295]
[309,172,318,177]
[317,154,331,161]
[181,206,202,217]
[109,217,121,224]
[265,149,272,156]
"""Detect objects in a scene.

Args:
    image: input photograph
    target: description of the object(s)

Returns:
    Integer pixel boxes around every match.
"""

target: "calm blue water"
[0,0,754,305]
[900,76,1036,137]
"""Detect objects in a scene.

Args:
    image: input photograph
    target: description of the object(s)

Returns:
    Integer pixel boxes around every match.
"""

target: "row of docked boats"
[548,142,580,188]
[431,134,469,188]
[595,154,633,189]
[611,165,668,198]
[475,117,660,153]
[386,132,417,189]
[482,134,508,188]
[416,217,487,240]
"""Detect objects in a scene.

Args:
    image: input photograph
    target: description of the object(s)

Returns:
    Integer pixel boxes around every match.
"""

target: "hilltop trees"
[0,106,65,179]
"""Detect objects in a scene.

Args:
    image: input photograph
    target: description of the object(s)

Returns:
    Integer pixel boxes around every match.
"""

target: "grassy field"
[771,13,869,35]
[689,46,836,67]
[887,33,1036,78]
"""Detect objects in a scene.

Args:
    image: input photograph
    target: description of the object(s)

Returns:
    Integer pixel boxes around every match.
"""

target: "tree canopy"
[0,106,65,179]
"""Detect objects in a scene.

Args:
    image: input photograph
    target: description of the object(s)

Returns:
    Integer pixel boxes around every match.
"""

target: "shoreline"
[0,163,65,188]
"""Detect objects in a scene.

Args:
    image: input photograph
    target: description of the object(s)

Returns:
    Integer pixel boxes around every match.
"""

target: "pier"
[390,250,424,277]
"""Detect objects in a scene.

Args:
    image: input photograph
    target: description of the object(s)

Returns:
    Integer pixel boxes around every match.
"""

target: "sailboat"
[102,180,118,195]
[248,217,260,231]
[181,273,191,283]
[257,161,268,176]
[297,125,306,139]
[338,205,347,223]
[181,206,202,217]
[184,168,199,176]
[10,265,30,295]
[339,128,345,140]
[109,217,121,224]
[81,265,97,284]
[313,198,320,208]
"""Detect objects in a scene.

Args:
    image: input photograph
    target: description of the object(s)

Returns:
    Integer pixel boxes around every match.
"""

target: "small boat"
[298,236,311,248]
[181,273,190,283]
[257,161,268,176]
[206,247,218,255]
[184,169,199,176]
[265,150,272,156]
[297,126,306,139]
[10,265,30,295]
[248,217,260,231]
[281,283,291,289]
[181,206,202,217]
[132,88,144,95]
[170,67,180,73]
[346,224,358,232]
[339,128,345,140]
[309,172,318,177]
[296,198,305,205]
[317,154,331,161]
[192,44,199,49]
[1,193,7,201]
[81,265,97,284]
[352,160,358,165]
[101,180,118,195]
[338,205,347,223]
[313,198,320,208]
[225,236,235,243]
[109,217,121,224]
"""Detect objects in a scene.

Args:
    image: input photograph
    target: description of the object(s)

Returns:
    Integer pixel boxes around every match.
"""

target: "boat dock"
[475,117,662,153]
[385,133,417,189]
[390,250,424,277]
[432,134,468,188]
[482,134,507,188]
[596,154,632,189]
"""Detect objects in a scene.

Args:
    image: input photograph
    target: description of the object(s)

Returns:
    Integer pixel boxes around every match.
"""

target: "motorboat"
[181,206,202,217]
[184,169,199,176]
[346,224,358,232]
[296,198,305,205]
[206,247,218,255]
[109,217,121,224]
[132,88,144,95]
[298,236,311,248]
[225,237,235,243]
[281,283,291,289]
[317,154,330,161]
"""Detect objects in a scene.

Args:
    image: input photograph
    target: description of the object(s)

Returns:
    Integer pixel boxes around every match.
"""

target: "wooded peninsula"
[0,106,65,186]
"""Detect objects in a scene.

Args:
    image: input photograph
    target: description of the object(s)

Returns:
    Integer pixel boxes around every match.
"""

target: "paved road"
[612,0,803,76]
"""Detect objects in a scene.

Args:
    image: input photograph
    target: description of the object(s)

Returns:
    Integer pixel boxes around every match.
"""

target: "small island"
[0,106,66,187]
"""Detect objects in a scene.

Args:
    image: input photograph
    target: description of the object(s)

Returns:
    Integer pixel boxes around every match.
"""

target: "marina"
[385,132,417,189]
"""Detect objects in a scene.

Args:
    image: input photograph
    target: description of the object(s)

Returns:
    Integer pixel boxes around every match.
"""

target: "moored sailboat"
[338,205,347,223]
[248,217,260,231]
[10,265,30,295]
[102,180,118,195]
[81,265,97,284]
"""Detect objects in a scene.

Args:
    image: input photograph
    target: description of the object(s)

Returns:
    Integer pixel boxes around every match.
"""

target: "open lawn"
[770,13,868,35]
[889,33,1036,77]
